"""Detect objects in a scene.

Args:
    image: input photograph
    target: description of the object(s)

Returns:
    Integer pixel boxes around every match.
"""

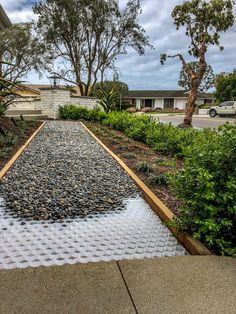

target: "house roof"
[19,84,81,95]
[126,90,215,99]
[0,5,12,29]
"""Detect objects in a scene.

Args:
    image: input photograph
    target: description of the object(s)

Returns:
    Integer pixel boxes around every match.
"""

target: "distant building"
[125,90,215,110]
[0,5,11,30]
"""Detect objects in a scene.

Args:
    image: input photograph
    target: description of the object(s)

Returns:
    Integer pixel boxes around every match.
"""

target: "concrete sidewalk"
[0,256,235,314]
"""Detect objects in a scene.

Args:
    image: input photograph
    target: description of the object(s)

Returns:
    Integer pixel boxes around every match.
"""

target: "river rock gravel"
[0,121,141,221]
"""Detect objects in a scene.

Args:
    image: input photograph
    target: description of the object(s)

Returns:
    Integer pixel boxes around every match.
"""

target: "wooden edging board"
[0,122,45,180]
[81,122,212,256]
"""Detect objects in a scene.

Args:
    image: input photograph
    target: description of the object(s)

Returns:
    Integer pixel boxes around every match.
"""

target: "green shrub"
[59,105,108,122]
[146,122,210,157]
[170,123,236,257]
[155,157,176,167]
[59,105,89,120]
[148,174,168,186]
[59,105,236,255]
[124,115,154,142]
[3,131,18,146]
[59,105,214,157]
[102,111,132,131]
[96,111,108,122]
[122,152,135,159]
[137,162,152,173]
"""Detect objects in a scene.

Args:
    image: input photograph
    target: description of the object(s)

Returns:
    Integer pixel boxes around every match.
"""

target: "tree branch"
[167,53,193,79]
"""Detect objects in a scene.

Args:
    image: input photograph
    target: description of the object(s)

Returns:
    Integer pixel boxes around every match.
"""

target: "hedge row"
[59,105,236,256]
[59,105,212,157]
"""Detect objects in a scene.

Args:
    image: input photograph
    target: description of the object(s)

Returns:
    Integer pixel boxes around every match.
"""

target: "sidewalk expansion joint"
[116,261,138,314]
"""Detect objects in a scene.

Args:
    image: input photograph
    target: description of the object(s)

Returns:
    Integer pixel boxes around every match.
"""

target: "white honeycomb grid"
[0,196,186,269]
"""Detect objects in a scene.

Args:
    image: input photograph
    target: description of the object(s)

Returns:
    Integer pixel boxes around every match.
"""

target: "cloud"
[2,0,236,89]
[1,0,36,23]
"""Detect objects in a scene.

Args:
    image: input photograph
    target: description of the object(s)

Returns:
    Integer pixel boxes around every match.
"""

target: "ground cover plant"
[59,105,236,256]
[84,121,182,215]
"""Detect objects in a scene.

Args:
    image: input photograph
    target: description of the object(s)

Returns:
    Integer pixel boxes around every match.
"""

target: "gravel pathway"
[0,121,140,220]
[0,121,186,269]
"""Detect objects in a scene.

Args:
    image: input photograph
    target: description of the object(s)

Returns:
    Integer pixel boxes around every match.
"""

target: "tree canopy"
[160,0,235,126]
[33,0,151,96]
[0,23,51,82]
[214,70,236,103]
[179,62,215,93]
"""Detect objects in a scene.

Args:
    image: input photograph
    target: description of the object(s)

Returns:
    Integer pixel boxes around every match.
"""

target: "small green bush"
[3,131,18,146]
[155,157,176,167]
[148,174,168,186]
[59,105,89,120]
[122,152,135,159]
[137,162,152,173]
[59,105,108,122]
[170,123,236,257]
[124,115,154,142]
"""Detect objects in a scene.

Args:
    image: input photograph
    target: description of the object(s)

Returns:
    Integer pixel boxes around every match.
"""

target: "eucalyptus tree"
[0,23,51,82]
[161,0,235,126]
[33,0,151,96]
[179,62,215,93]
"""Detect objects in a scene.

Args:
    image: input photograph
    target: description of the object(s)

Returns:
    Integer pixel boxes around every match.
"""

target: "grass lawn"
[85,121,183,215]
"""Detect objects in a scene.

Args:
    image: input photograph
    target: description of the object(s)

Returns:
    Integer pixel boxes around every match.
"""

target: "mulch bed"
[0,117,41,171]
[84,121,183,215]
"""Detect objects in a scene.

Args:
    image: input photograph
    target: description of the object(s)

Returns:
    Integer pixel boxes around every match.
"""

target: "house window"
[164,98,174,109]
[141,99,154,108]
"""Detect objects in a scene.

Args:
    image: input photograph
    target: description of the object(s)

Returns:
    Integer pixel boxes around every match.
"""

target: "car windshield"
[219,101,234,107]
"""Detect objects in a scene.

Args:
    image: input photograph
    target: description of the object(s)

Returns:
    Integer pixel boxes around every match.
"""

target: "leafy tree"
[161,0,235,126]
[0,23,51,82]
[214,70,236,103]
[98,89,118,113]
[0,61,22,117]
[93,80,129,98]
[179,62,215,93]
[33,0,151,96]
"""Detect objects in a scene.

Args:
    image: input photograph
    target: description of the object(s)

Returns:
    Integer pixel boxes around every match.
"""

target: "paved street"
[151,114,236,129]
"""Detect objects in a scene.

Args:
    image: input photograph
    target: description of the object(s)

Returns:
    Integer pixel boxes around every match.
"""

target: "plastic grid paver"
[0,196,186,269]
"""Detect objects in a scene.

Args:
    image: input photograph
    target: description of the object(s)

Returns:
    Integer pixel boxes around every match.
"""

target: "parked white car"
[209,101,236,117]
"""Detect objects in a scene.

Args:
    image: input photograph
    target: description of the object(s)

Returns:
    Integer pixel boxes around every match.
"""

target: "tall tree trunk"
[183,85,198,126]
[77,82,84,96]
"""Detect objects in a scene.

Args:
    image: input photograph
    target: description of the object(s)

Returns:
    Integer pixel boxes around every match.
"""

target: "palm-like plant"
[97,89,118,113]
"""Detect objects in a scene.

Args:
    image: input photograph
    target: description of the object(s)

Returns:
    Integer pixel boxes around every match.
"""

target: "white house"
[125,90,215,110]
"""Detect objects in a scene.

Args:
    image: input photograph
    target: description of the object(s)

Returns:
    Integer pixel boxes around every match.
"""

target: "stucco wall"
[6,89,98,119]
[154,99,163,109]
[70,96,98,110]
[175,99,187,110]
[8,100,40,110]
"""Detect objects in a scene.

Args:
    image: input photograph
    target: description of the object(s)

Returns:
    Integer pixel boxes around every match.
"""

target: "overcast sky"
[2,0,236,90]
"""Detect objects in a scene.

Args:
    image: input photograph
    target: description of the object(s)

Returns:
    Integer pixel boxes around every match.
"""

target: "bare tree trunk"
[75,73,84,96]
[182,85,198,126]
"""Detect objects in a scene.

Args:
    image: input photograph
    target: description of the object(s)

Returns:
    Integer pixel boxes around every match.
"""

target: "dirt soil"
[85,121,183,215]
[0,117,41,171]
